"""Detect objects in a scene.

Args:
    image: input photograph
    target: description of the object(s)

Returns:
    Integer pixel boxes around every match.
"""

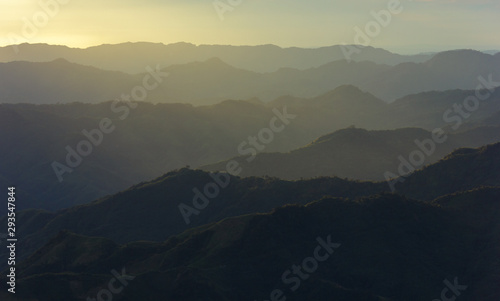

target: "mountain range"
[2,148,500,299]
[0,42,432,73]
[1,42,500,300]
[1,49,499,104]
[2,141,500,276]
[4,189,500,300]
[2,85,500,214]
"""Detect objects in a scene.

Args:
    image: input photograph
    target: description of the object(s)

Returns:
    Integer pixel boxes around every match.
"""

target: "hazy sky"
[1,0,499,54]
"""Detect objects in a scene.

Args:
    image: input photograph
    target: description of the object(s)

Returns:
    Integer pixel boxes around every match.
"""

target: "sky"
[0,0,499,54]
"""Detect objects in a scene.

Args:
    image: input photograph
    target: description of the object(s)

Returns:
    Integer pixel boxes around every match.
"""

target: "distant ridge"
[0,42,432,73]
[201,127,500,181]
[0,48,500,105]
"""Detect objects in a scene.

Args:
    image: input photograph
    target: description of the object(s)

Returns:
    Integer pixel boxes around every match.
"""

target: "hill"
[3,141,500,272]
[362,49,500,101]
[2,188,499,300]
[396,142,500,200]
[0,169,386,268]
[202,127,500,180]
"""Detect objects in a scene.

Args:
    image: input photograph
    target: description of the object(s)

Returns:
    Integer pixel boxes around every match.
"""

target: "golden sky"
[1,0,499,53]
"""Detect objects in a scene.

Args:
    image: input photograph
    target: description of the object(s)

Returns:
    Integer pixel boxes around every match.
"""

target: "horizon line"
[1,41,499,57]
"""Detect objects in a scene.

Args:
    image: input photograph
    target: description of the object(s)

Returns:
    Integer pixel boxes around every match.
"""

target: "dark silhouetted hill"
[3,141,500,274]
[2,188,499,300]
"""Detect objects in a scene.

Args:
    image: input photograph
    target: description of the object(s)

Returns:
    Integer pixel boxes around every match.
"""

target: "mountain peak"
[426,49,491,66]
[311,127,368,144]
[313,85,385,105]
[204,57,230,65]
[50,58,72,64]
[316,85,366,99]
[332,84,365,94]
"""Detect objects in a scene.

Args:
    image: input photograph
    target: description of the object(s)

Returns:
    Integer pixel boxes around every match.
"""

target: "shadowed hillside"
[3,142,500,274]
[1,188,499,300]
[202,127,500,180]
[2,86,500,213]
